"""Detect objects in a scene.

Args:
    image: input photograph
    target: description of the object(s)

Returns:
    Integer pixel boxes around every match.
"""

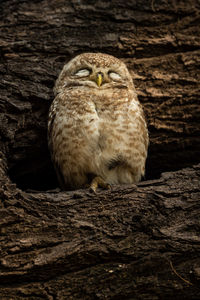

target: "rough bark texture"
[0,165,200,299]
[0,0,200,299]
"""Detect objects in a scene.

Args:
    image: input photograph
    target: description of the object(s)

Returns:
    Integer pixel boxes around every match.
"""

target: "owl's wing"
[105,99,148,182]
[47,99,57,160]
[48,100,66,190]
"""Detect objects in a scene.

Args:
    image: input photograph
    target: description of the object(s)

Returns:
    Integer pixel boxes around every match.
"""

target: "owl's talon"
[89,176,110,193]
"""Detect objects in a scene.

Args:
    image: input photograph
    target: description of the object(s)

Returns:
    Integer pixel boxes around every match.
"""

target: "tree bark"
[0,0,200,299]
[0,165,200,299]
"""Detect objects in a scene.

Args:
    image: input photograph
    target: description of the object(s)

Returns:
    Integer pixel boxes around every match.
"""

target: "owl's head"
[54,53,134,94]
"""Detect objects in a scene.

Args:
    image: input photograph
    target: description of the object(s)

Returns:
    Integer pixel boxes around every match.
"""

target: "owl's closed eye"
[74,68,91,77]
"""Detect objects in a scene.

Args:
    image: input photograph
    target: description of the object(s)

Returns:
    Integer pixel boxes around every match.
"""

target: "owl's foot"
[89,176,110,193]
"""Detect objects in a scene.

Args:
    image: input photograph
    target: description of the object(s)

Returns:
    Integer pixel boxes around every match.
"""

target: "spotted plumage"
[48,53,148,190]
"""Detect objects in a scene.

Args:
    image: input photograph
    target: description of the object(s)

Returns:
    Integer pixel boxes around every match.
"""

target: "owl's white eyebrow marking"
[108,71,121,81]
[74,69,90,77]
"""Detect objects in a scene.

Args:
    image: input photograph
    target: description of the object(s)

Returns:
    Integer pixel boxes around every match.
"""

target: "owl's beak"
[96,73,103,87]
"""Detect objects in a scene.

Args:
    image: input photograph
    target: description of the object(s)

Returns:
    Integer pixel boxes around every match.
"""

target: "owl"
[48,53,148,192]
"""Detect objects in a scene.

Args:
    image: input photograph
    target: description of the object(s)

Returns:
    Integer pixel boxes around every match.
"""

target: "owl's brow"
[73,67,92,75]
[80,56,119,68]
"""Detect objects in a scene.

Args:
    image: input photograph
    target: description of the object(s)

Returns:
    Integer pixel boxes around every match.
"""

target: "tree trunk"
[0,0,200,299]
[0,165,200,299]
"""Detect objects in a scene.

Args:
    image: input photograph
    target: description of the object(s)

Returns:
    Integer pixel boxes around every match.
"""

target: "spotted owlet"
[48,53,148,191]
